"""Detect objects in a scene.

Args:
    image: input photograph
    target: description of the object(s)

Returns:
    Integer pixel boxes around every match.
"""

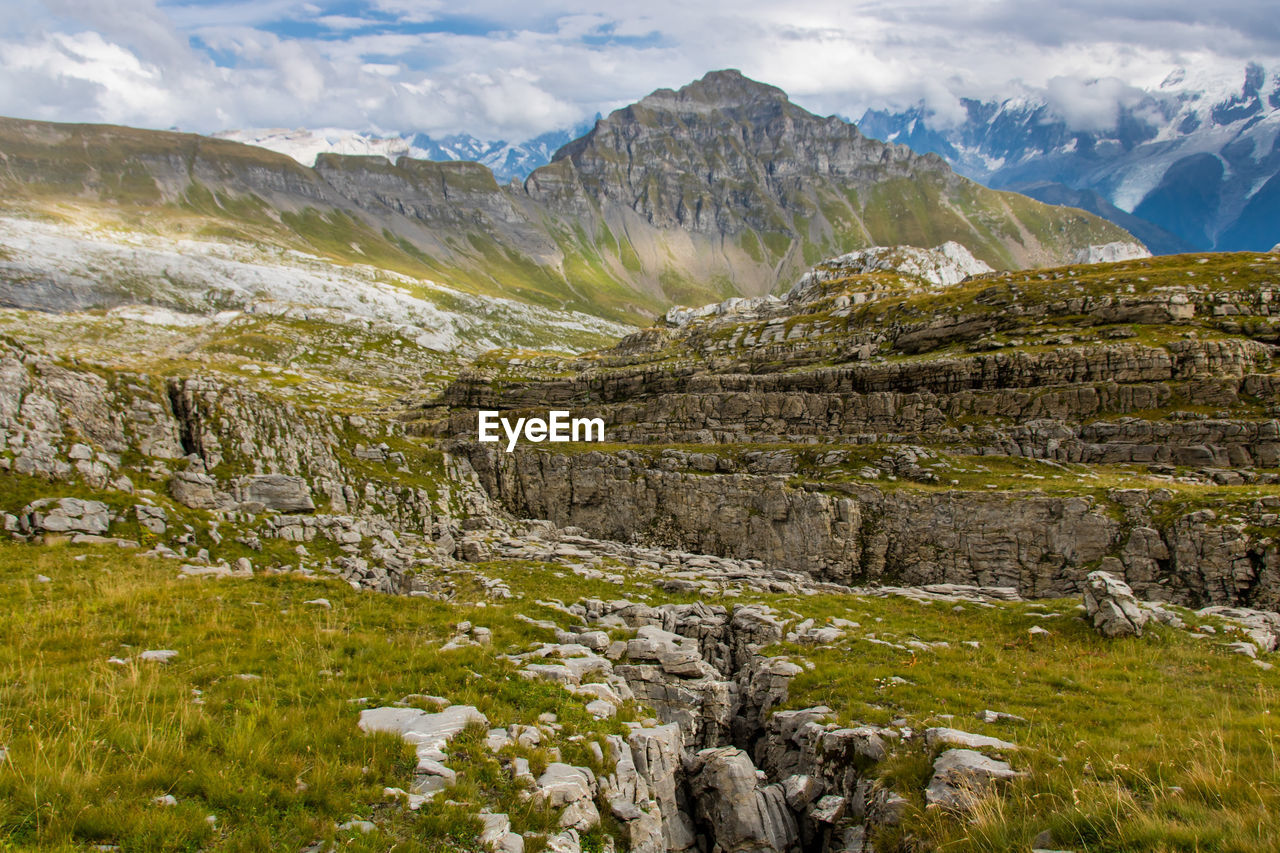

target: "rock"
[1227,641,1257,658]
[792,242,993,291]
[22,498,110,535]
[170,471,219,509]
[545,829,581,853]
[585,699,616,718]
[238,474,315,512]
[628,724,696,851]
[534,763,599,831]
[808,794,846,824]
[1083,571,1150,638]
[304,598,332,609]
[925,748,1026,810]
[179,564,237,579]
[1071,241,1151,265]
[688,746,799,852]
[1196,606,1280,652]
[134,504,167,534]
[338,820,376,834]
[479,812,523,853]
[600,733,665,853]
[925,728,1019,752]
[976,709,1027,724]
[34,574,51,584]
[781,774,823,811]
[139,650,178,663]
[358,703,487,802]
[382,785,430,810]
[153,794,177,807]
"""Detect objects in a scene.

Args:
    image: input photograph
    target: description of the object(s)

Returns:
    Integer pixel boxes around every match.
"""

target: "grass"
[3,531,1280,851]
[766,590,1280,851]
[0,542,648,851]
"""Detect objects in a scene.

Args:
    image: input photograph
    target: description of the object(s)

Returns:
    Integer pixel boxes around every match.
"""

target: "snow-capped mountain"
[213,122,595,183]
[212,127,416,168]
[857,63,1280,253]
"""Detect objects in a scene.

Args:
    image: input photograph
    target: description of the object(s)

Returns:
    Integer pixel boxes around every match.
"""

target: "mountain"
[858,63,1280,253]
[213,125,591,183]
[0,70,1135,322]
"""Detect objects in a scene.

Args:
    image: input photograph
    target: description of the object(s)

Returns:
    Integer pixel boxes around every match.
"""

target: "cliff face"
[546,70,933,235]
[461,443,1280,607]
[442,246,1280,607]
[0,70,1137,321]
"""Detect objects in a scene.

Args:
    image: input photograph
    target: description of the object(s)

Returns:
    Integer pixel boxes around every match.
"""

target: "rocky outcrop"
[524,593,1005,852]
[16,498,111,535]
[358,702,487,805]
[627,724,696,851]
[687,747,799,852]
[1083,571,1151,638]
[790,242,993,292]
[234,474,315,513]
[533,763,600,831]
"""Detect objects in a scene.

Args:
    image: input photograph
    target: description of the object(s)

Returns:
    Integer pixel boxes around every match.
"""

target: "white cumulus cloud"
[0,0,1275,141]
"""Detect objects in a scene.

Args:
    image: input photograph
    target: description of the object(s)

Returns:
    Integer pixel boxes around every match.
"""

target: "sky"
[0,0,1277,142]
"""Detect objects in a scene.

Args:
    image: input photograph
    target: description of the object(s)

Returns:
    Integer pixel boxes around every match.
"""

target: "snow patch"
[1070,242,1152,264]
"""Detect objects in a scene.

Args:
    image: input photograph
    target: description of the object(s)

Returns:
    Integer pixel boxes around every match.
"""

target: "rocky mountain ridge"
[0,70,1134,322]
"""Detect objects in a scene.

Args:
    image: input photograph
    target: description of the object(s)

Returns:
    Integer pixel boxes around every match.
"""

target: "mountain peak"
[637,69,789,111]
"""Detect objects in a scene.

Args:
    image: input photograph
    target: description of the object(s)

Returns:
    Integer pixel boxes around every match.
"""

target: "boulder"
[22,498,110,535]
[534,763,600,831]
[1083,571,1149,638]
[688,746,799,853]
[925,748,1025,810]
[170,471,219,509]
[544,830,581,853]
[134,504,167,534]
[479,812,524,853]
[239,474,315,513]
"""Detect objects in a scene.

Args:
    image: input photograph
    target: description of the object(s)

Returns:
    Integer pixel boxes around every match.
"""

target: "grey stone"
[688,746,799,853]
[23,498,110,535]
[1083,571,1150,638]
[925,727,1019,752]
[239,474,315,513]
[534,763,599,831]
[170,472,219,510]
[925,748,1026,810]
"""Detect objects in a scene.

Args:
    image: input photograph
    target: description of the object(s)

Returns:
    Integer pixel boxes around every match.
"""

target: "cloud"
[0,0,1277,141]
[1042,75,1148,131]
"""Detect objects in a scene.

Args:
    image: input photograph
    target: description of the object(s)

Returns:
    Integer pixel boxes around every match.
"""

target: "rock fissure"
[555,596,893,852]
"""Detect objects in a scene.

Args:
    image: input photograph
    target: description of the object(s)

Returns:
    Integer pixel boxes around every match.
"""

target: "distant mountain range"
[858,63,1280,254]
[0,70,1134,322]
[214,123,597,183]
